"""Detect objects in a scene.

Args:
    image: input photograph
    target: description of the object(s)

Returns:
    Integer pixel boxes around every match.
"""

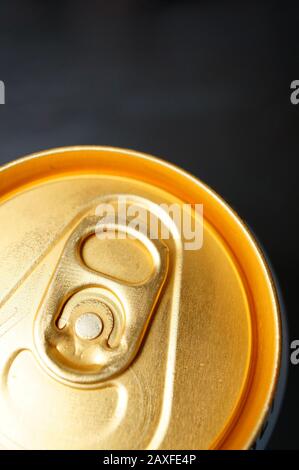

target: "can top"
[0,146,280,450]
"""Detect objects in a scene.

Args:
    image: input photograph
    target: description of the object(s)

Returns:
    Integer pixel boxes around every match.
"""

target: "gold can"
[0,146,281,449]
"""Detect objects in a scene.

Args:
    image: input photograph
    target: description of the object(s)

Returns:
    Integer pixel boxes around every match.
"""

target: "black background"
[0,0,298,449]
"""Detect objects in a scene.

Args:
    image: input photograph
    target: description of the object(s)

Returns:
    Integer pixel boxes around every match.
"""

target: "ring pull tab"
[34,212,168,386]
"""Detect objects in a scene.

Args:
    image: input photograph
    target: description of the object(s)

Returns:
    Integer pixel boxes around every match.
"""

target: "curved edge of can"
[249,250,288,450]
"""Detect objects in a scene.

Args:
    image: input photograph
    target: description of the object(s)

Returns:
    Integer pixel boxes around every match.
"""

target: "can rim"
[0,145,281,449]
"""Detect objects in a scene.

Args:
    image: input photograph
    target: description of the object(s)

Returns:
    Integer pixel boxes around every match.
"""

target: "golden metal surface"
[34,204,168,386]
[0,147,281,449]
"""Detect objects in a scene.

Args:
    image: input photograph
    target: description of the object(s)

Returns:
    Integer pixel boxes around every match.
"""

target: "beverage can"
[0,146,284,449]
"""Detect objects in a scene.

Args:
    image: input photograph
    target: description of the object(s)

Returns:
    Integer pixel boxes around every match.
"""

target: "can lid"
[0,146,281,449]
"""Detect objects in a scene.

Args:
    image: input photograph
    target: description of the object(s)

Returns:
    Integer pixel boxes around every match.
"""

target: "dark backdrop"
[0,0,298,449]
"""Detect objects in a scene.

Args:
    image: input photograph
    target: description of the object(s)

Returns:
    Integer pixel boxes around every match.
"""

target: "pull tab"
[33,212,168,386]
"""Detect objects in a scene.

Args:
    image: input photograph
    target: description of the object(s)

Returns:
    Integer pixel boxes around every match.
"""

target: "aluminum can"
[0,146,284,449]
